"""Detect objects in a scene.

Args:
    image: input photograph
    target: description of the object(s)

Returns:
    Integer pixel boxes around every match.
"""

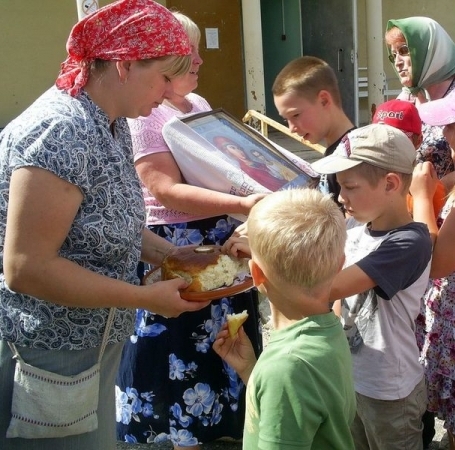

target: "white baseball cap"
[311,124,417,175]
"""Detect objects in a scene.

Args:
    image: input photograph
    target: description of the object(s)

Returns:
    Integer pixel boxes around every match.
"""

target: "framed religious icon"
[180,108,319,192]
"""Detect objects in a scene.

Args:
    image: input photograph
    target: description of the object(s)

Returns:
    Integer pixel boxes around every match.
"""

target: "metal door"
[301,0,357,123]
[261,0,302,122]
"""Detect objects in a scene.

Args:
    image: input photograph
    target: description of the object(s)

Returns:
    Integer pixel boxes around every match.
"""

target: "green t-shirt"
[243,311,356,450]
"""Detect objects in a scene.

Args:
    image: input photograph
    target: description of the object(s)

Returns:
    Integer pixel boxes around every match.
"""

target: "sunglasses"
[388,44,410,63]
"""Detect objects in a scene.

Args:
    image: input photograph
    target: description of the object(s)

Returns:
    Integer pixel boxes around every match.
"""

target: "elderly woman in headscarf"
[385,17,455,178]
[386,16,455,449]
[0,1,210,449]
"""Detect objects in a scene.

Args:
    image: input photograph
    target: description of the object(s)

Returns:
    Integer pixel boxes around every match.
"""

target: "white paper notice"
[205,28,219,49]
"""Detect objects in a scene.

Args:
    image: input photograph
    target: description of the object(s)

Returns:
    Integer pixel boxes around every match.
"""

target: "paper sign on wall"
[205,28,219,49]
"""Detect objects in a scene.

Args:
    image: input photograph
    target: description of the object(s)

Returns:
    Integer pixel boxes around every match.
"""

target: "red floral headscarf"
[56,0,191,97]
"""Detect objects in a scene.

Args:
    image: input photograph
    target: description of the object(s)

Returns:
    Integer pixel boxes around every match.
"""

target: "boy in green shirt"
[213,188,356,449]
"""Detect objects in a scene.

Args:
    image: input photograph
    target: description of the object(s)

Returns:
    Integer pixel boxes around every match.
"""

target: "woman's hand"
[142,278,210,317]
[239,192,267,212]
[212,323,256,383]
[410,162,439,244]
[136,153,268,217]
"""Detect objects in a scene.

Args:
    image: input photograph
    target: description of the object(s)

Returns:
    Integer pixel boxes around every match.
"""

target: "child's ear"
[385,173,401,192]
[318,89,332,106]
[249,259,267,286]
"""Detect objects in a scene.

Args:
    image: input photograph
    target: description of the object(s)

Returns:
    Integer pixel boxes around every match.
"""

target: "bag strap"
[8,307,116,364]
[98,307,116,363]
[7,341,21,361]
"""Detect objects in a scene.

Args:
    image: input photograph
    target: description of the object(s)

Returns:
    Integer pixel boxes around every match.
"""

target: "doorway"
[260,0,302,123]
[300,0,356,123]
[167,0,247,119]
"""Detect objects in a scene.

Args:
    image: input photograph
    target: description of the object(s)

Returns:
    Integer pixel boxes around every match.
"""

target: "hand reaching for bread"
[222,222,251,259]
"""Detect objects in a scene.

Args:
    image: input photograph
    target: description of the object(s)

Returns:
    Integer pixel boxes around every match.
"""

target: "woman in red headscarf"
[0,2,209,449]
[115,13,264,450]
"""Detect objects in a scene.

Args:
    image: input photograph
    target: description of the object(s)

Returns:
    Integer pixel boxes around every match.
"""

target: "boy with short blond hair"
[214,188,356,449]
[312,123,432,450]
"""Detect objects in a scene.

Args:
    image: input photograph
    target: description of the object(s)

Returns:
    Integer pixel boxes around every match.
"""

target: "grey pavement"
[116,131,448,449]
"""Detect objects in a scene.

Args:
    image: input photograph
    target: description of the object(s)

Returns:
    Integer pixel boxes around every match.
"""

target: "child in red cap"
[373,99,445,218]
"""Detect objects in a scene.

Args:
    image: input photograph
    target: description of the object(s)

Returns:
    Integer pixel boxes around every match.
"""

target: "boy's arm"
[333,224,431,302]
[412,162,455,278]
[222,222,252,258]
[329,264,376,302]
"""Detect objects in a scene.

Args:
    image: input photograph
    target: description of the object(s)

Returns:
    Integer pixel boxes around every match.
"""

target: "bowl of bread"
[143,245,253,301]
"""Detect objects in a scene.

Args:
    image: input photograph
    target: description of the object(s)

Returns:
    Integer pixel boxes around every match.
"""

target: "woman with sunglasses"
[385,17,455,179]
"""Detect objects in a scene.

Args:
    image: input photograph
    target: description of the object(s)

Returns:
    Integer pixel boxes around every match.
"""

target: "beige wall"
[0,1,111,128]
[2,0,455,128]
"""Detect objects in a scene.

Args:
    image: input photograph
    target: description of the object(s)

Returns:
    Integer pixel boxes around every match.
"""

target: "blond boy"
[213,188,356,449]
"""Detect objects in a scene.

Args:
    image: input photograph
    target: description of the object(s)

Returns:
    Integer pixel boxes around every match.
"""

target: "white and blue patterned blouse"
[0,86,145,350]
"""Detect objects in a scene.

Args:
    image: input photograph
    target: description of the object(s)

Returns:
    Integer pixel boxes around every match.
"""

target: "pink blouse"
[128,93,211,225]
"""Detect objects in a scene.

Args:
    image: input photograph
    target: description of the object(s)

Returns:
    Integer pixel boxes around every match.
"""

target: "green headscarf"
[386,17,455,98]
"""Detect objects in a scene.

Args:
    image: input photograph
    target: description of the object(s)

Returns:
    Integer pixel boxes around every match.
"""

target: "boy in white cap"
[312,124,432,450]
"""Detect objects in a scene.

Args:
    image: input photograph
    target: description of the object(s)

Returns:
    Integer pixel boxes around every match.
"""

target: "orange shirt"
[407,179,446,220]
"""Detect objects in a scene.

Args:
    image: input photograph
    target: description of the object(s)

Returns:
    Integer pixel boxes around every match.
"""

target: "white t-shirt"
[341,218,432,400]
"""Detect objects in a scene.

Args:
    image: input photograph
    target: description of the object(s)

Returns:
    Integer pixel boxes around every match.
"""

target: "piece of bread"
[161,245,249,292]
[226,310,249,338]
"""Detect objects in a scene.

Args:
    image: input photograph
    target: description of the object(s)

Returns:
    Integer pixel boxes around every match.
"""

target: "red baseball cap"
[372,100,422,137]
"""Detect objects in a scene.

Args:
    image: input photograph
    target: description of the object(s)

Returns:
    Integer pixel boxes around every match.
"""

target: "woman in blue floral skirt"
[115,13,263,449]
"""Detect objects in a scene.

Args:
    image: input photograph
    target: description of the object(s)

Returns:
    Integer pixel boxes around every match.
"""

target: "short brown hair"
[272,56,342,106]
[352,163,412,193]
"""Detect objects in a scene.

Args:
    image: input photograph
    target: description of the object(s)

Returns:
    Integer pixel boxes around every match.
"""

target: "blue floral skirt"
[116,216,262,446]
